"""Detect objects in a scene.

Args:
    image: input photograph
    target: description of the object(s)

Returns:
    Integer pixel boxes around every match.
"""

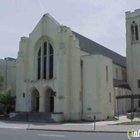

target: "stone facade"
[15,13,131,121]
[126,9,140,110]
[1,11,139,121]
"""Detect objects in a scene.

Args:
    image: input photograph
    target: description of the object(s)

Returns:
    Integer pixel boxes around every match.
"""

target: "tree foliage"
[0,94,16,115]
[0,73,4,91]
[0,94,15,106]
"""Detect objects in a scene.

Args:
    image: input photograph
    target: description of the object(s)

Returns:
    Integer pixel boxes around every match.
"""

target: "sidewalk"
[27,116,140,133]
[27,124,140,133]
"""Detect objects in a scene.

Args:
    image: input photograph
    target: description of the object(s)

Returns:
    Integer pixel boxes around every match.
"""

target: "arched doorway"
[30,88,40,112]
[43,86,54,113]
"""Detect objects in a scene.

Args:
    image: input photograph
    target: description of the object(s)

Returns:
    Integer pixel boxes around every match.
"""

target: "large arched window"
[37,41,54,80]
[131,21,139,41]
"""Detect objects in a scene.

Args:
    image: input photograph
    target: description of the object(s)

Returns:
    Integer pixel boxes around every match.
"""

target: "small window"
[131,25,135,41]
[116,68,118,78]
[131,21,139,41]
[23,93,25,98]
[109,93,111,103]
[135,24,139,40]
[106,66,108,81]
[139,100,140,108]
[122,69,127,81]
[138,80,140,88]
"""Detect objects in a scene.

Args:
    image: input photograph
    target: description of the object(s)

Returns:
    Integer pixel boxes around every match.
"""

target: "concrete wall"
[82,54,114,120]
[0,59,16,96]
[16,13,128,121]
[16,14,81,121]
[126,9,140,109]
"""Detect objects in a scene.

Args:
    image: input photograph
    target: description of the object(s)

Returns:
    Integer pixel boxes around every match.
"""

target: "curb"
[26,128,127,133]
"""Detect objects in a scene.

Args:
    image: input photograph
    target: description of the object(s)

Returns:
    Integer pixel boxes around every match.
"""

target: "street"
[0,128,138,140]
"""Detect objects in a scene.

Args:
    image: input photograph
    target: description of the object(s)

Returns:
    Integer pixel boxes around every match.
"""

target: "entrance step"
[9,112,57,123]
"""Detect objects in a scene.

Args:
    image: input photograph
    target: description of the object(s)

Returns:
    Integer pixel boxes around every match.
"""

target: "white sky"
[0,0,140,59]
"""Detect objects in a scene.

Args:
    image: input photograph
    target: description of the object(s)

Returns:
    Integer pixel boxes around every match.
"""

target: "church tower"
[126,9,140,97]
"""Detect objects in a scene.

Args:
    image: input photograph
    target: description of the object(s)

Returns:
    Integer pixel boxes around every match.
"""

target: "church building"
[3,9,140,122]
[13,13,133,121]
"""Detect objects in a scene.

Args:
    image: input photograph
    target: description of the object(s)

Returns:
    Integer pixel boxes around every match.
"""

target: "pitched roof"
[73,31,126,67]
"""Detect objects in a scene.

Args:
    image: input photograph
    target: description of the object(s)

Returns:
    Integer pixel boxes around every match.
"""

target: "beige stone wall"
[16,14,81,120]
[82,54,114,120]
[126,9,140,109]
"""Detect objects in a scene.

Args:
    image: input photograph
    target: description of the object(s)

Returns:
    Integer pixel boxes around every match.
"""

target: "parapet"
[126,9,140,19]
[20,36,28,42]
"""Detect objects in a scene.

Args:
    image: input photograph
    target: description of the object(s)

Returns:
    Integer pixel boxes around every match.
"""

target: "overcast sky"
[0,0,139,59]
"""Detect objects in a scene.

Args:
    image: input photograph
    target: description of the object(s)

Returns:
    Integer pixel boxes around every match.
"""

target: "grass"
[104,117,118,121]
[116,121,140,125]
[60,117,118,124]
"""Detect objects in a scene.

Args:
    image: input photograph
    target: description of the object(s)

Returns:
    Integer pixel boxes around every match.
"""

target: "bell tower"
[126,9,140,95]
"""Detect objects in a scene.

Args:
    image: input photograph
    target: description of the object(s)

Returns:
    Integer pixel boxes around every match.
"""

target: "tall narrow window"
[138,80,140,88]
[131,21,139,41]
[43,42,47,79]
[109,93,111,103]
[135,24,139,40]
[49,43,54,79]
[122,68,127,81]
[139,100,140,108]
[116,68,118,78]
[37,48,41,79]
[106,66,108,81]
[131,25,135,41]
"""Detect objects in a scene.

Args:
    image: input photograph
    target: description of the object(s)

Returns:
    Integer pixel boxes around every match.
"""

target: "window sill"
[36,78,55,82]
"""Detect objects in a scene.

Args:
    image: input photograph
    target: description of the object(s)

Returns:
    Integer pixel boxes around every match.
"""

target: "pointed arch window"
[43,42,47,79]
[49,44,54,79]
[37,41,54,80]
[135,24,139,40]
[131,25,135,41]
[37,48,41,79]
[131,21,139,41]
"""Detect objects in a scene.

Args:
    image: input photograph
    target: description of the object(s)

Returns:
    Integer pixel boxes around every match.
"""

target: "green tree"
[0,73,4,92]
[0,94,16,115]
